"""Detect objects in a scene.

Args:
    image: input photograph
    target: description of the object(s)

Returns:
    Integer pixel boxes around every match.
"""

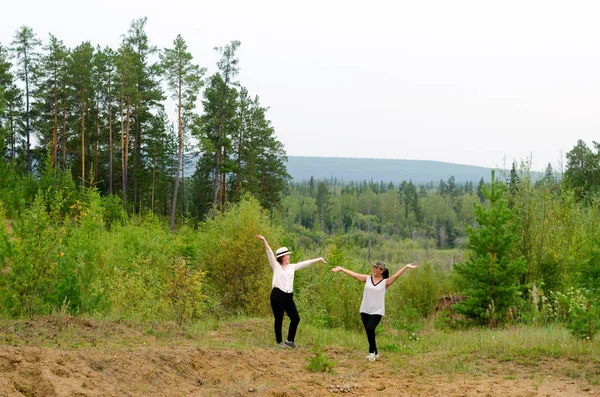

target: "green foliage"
[99,215,177,321]
[0,202,13,297]
[0,178,206,323]
[196,195,280,316]
[57,189,106,314]
[454,171,526,327]
[563,140,600,201]
[305,345,335,373]
[432,310,454,331]
[166,258,206,325]
[295,237,363,330]
[1,190,63,317]
[565,290,600,341]
[387,262,449,318]
[541,287,586,323]
[578,207,600,291]
[391,300,424,335]
[510,163,583,293]
[0,168,38,217]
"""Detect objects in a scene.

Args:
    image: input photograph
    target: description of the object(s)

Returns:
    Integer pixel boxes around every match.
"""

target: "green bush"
[166,258,206,324]
[1,190,63,317]
[0,201,12,270]
[387,262,448,319]
[0,170,38,217]
[196,195,282,316]
[565,289,600,340]
[391,300,424,335]
[295,237,363,330]
[100,215,180,321]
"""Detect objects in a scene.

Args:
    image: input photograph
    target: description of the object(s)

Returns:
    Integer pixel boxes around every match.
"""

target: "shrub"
[295,237,363,330]
[391,300,424,335]
[565,289,600,340]
[387,262,448,319]
[196,195,282,316]
[1,191,63,317]
[166,258,206,324]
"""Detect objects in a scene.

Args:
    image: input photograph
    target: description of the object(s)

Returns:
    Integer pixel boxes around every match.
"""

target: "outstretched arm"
[256,234,277,270]
[331,266,367,283]
[256,234,272,251]
[386,264,417,287]
[295,257,328,271]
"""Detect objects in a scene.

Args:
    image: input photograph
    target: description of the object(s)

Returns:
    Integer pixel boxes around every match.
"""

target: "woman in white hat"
[331,261,417,361]
[256,234,327,348]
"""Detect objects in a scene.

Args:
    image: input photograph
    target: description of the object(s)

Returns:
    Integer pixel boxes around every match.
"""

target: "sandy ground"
[0,317,598,397]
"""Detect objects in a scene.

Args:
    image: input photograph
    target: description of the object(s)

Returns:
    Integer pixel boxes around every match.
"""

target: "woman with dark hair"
[331,261,417,361]
[256,234,327,348]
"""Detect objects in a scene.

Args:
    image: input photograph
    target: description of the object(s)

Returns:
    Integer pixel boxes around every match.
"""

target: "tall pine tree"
[160,34,205,230]
[454,171,526,328]
[10,26,41,173]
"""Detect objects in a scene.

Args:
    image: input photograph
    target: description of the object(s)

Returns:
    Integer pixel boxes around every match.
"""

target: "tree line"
[0,18,288,228]
[2,18,600,336]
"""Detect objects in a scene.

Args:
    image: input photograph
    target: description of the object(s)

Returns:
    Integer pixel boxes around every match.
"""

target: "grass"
[184,317,600,383]
[187,316,600,361]
[1,314,599,384]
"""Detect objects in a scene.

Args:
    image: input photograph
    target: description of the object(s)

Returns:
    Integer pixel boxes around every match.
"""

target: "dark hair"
[382,269,389,279]
[276,256,284,265]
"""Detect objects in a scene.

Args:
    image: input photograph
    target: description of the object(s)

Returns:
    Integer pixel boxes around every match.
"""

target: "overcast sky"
[3,0,600,171]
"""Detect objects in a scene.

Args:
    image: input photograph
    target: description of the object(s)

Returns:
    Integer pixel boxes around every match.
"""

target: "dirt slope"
[0,317,598,397]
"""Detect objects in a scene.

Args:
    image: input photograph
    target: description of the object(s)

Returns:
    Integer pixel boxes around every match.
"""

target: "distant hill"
[286,156,501,184]
[182,154,508,184]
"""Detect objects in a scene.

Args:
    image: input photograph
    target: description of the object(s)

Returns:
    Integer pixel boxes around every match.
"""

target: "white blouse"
[266,249,313,293]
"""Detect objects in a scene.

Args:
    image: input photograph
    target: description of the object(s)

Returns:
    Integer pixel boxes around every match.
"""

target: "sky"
[2,0,600,171]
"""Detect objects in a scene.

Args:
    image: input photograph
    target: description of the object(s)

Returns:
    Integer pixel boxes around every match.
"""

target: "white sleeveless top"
[359,276,387,316]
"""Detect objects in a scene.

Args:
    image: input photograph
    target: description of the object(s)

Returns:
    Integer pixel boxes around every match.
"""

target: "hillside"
[286,156,501,184]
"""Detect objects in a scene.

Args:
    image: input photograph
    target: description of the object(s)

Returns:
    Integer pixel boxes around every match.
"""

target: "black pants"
[270,288,300,343]
[361,312,382,354]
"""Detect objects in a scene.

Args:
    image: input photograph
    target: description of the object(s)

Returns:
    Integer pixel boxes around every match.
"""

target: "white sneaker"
[365,353,379,361]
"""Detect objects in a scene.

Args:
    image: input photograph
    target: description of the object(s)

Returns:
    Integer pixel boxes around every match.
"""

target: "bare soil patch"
[0,316,598,396]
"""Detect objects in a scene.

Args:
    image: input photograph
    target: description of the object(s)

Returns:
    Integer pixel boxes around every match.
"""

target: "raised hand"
[406,264,417,269]
[331,266,342,272]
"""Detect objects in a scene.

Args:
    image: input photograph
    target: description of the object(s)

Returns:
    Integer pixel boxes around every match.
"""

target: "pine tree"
[160,34,205,230]
[10,26,41,173]
[454,171,526,327]
[32,34,68,169]
[92,46,118,194]
[146,110,177,214]
[123,17,164,212]
[211,41,241,208]
[237,91,288,210]
[316,181,331,231]
[477,177,486,203]
[507,161,520,208]
[68,42,95,188]
[195,72,238,212]
[116,42,137,210]
[0,44,22,160]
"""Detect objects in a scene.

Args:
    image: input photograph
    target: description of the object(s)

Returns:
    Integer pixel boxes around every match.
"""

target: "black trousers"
[361,312,382,354]
[270,288,300,343]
